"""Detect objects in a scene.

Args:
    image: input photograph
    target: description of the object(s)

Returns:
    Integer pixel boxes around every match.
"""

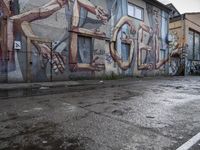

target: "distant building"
[167,3,200,75]
[0,0,171,83]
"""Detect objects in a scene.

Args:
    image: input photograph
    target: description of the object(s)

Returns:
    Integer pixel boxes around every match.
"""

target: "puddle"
[0,88,40,99]
[111,107,131,116]
[39,87,50,90]
[175,86,184,89]
[159,84,184,89]
[112,109,125,116]
[0,86,66,99]
[146,116,155,119]
[172,96,184,100]
[33,107,43,111]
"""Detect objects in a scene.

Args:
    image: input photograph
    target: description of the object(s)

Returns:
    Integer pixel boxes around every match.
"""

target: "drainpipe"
[181,14,186,76]
[167,14,170,75]
[2,17,8,83]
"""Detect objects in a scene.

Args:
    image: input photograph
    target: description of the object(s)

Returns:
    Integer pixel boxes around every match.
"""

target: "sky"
[158,0,200,14]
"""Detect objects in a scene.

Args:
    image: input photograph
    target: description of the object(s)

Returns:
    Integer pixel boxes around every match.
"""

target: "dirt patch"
[11,136,96,150]
[1,119,96,150]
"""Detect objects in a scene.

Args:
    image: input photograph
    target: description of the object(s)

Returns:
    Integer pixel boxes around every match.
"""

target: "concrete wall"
[0,0,170,83]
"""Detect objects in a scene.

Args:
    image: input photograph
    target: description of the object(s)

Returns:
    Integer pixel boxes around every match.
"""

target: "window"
[188,30,200,60]
[78,36,92,64]
[194,33,200,60]
[161,11,168,49]
[188,30,194,60]
[160,49,166,61]
[128,3,144,20]
[121,43,130,61]
[128,5,134,17]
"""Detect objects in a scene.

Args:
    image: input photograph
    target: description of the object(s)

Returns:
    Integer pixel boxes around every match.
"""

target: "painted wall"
[0,0,170,83]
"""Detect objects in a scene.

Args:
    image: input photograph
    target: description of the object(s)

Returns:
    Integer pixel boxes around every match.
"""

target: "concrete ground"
[0,76,200,150]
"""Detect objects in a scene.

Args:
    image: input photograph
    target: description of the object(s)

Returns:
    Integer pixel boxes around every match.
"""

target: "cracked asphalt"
[0,76,200,150]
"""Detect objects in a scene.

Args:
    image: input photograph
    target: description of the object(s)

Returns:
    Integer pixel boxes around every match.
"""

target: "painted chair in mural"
[69,0,109,72]
[137,4,169,72]
[137,20,168,71]
[137,22,155,70]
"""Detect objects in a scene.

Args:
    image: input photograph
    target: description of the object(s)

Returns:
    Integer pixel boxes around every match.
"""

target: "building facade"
[0,0,170,83]
[168,4,200,75]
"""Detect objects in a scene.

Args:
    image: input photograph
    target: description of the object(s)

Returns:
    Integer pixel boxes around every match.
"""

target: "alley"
[0,76,200,150]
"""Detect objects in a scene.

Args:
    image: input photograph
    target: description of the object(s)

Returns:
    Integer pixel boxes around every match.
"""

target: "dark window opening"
[78,36,92,64]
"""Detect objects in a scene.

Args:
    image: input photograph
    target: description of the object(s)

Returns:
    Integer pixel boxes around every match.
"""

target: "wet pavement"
[0,76,200,150]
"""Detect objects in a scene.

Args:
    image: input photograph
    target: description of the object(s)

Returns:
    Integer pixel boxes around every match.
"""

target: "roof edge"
[143,0,171,13]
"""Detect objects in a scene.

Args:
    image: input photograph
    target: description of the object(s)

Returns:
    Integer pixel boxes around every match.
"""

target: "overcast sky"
[158,0,200,14]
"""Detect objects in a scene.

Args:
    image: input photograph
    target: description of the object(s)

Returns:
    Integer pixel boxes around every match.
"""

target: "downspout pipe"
[181,14,186,76]
[167,13,170,75]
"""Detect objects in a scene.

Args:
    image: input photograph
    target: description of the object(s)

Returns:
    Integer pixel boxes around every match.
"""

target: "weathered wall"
[0,0,170,83]
[169,20,185,75]
[185,13,200,75]
[169,13,200,75]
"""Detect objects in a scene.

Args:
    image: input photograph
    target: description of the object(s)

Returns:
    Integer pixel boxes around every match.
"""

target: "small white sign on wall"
[0,10,3,18]
[14,41,21,50]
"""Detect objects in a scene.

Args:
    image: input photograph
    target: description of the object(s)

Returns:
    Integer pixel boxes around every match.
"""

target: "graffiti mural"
[137,4,169,73]
[168,30,185,75]
[1,0,110,81]
[187,61,200,75]
[0,15,3,73]
[0,0,171,82]
[69,0,108,72]
[0,0,20,81]
[186,29,200,75]
[110,16,136,70]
